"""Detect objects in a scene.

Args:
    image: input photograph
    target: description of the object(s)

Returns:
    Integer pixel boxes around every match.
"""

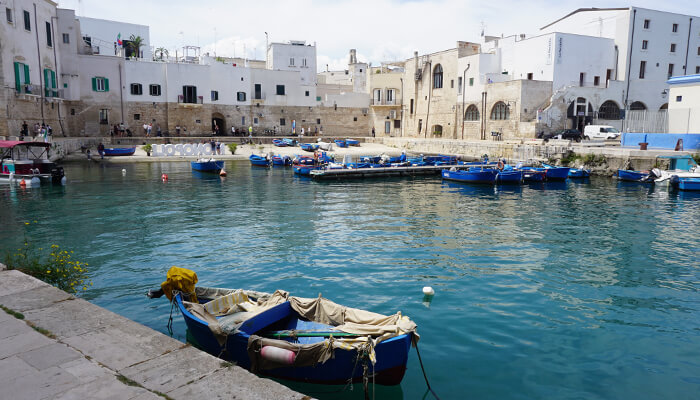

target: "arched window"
[465,104,480,121]
[490,101,510,120]
[433,64,443,89]
[659,103,668,110]
[630,101,647,110]
[598,100,620,120]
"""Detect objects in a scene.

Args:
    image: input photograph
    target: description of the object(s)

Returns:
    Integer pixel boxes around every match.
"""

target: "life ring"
[497,160,504,170]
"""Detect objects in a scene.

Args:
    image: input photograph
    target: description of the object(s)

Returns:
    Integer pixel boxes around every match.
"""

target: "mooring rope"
[415,340,440,400]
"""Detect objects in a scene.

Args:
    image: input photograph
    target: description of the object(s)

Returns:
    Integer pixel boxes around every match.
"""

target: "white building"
[77,16,151,59]
[266,41,316,85]
[667,74,700,134]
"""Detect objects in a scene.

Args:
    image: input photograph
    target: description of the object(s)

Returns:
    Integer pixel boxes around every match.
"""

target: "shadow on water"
[441,181,497,197]
[280,380,405,400]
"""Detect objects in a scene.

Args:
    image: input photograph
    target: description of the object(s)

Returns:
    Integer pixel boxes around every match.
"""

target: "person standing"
[248,125,253,143]
[175,125,181,136]
[156,124,162,137]
[371,127,375,137]
[21,121,28,138]
[215,140,221,155]
[147,123,152,137]
[209,139,216,155]
[97,143,105,159]
[34,123,40,138]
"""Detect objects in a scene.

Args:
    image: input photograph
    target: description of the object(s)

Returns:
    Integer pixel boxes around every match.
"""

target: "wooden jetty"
[309,165,470,180]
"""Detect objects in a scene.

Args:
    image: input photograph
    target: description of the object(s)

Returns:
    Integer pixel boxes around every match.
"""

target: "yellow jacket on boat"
[161,266,198,303]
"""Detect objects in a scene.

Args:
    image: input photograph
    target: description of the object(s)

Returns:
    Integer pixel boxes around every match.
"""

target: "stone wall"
[1,89,66,137]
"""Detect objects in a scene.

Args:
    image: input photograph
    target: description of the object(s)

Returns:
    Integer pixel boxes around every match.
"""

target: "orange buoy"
[19,178,26,187]
[161,173,168,181]
[219,169,227,177]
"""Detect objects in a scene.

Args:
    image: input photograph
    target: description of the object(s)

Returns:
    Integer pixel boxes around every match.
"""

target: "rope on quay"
[415,338,441,400]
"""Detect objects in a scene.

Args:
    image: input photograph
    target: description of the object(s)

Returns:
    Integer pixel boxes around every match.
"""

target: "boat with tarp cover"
[0,140,65,185]
[149,267,418,385]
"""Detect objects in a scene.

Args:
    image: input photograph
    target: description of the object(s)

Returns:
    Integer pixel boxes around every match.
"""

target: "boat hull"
[617,169,648,182]
[249,155,271,167]
[191,160,224,172]
[497,170,523,184]
[176,294,411,385]
[103,147,136,156]
[442,169,498,184]
[672,176,700,191]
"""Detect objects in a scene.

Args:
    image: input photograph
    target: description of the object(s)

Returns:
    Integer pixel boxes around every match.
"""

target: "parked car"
[543,129,582,142]
[583,125,621,140]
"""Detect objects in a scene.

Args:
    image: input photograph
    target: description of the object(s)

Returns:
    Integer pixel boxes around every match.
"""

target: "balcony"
[370,99,398,106]
[177,95,203,107]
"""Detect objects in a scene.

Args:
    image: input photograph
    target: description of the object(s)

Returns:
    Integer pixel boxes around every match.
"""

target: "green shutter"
[23,64,30,93]
[92,77,97,91]
[104,78,109,92]
[51,70,56,89]
[14,62,21,92]
[44,69,49,97]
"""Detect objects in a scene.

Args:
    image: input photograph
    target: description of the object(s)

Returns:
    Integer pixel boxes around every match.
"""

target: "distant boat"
[282,138,297,147]
[334,139,348,148]
[103,147,136,156]
[272,155,292,166]
[543,163,589,178]
[522,170,546,182]
[346,139,360,146]
[300,143,319,152]
[249,154,271,167]
[0,140,65,185]
[442,168,498,184]
[272,139,287,147]
[293,156,317,175]
[191,159,225,173]
[616,169,649,182]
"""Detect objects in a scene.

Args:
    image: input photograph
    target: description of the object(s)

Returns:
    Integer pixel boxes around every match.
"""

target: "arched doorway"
[567,97,592,132]
[211,112,225,136]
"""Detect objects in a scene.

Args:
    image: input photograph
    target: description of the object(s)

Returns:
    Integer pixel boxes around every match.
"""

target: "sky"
[57,0,700,72]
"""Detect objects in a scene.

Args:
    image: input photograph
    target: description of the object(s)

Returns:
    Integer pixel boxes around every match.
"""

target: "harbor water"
[1,161,699,400]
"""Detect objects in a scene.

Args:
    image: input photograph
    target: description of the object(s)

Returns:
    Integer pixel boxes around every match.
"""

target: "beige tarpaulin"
[182,286,418,372]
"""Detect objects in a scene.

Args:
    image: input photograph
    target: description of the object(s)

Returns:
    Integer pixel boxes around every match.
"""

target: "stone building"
[368,63,404,137]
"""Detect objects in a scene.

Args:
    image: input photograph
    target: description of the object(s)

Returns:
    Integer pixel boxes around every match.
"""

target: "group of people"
[143,123,162,137]
[20,121,52,142]
[112,123,129,137]
[208,139,222,155]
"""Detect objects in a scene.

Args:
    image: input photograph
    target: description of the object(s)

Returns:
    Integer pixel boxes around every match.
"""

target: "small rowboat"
[103,147,136,156]
[249,154,271,167]
[149,268,418,386]
[191,159,224,173]
[346,139,360,146]
[442,168,498,184]
[543,163,589,179]
[272,155,292,166]
[496,170,523,184]
[671,176,700,191]
[522,170,546,182]
[334,139,348,148]
[272,139,287,147]
[616,169,649,182]
[300,143,319,152]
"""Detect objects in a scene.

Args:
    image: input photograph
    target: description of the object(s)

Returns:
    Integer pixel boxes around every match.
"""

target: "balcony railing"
[371,99,398,106]
[177,95,203,104]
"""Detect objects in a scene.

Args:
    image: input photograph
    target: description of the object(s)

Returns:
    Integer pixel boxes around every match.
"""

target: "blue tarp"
[620,133,700,150]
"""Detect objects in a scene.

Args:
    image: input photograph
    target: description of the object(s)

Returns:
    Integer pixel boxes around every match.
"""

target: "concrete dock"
[0,264,309,400]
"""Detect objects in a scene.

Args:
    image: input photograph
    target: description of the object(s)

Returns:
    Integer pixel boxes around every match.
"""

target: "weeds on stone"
[30,324,56,339]
[3,222,92,295]
[0,304,25,319]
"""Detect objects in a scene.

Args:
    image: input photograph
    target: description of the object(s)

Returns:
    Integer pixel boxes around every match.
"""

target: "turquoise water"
[1,161,699,400]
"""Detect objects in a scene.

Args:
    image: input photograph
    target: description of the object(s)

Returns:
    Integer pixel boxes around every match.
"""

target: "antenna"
[480,21,485,37]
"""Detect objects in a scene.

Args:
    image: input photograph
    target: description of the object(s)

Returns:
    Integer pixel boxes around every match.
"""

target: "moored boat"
[543,163,589,178]
[103,147,136,156]
[616,169,649,182]
[249,154,271,167]
[300,143,319,152]
[496,170,523,184]
[272,139,287,147]
[272,155,292,166]
[346,139,360,146]
[671,176,700,191]
[148,267,417,386]
[0,140,65,186]
[191,158,225,173]
[442,168,498,184]
[334,139,348,148]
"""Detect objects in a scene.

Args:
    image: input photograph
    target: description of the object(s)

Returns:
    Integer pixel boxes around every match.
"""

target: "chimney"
[349,49,357,64]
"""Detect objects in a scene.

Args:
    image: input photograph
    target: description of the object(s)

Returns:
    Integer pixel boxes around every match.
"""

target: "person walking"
[175,124,181,136]
[147,123,152,137]
[34,123,40,139]
[248,125,253,144]
[156,124,162,137]
[21,121,28,139]
[371,127,375,137]
[97,143,105,159]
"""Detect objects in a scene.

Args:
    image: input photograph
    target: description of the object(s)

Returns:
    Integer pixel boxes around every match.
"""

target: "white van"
[583,125,620,140]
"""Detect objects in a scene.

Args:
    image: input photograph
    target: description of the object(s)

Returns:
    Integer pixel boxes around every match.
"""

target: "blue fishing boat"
[496,170,523,184]
[359,155,382,164]
[103,147,136,156]
[300,143,319,152]
[249,154,271,167]
[282,138,297,147]
[670,176,700,191]
[272,139,287,147]
[272,155,292,166]
[293,156,317,175]
[521,170,546,182]
[540,166,570,181]
[334,139,348,148]
[543,163,589,178]
[191,159,225,173]
[346,139,360,146]
[149,269,417,386]
[441,168,498,184]
[424,155,458,166]
[616,169,649,182]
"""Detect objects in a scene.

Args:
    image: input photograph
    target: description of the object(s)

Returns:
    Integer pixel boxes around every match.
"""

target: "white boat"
[0,140,65,186]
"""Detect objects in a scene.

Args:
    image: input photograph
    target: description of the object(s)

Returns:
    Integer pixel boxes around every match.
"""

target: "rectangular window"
[670,43,676,52]
[672,23,678,33]
[641,40,648,50]
[668,63,674,79]
[639,61,646,79]
[698,47,700,55]
[149,84,161,96]
[385,121,391,134]
[237,91,246,101]
[305,90,309,96]
[276,85,285,95]
[134,113,140,120]
[130,83,142,95]
[394,120,401,129]
[289,57,294,66]
[211,90,218,101]
[410,99,414,114]
[457,77,462,92]
[418,119,422,133]
[182,85,197,103]
[386,89,394,102]
[302,58,307,67]
[99,109,109,125]
[469,77,474,86]
[316,96,321,101]
[594,76,600,86]
[676,95,682,102]
[23,10,30,31]
[45,21,52,47]
[316,118,321,125]
[241,116,245,126]
[450,79,454,89]
[643,19,650,29]
[254,83,261,99]
[606,69,612,87]
[13,62,31,93]
[579,72,585,86]
[6,8,12,23]
[43,69,57,97]
[280,118,286,126]
[92,77,109,92]
[62,33,69,43]
[253,117,259,125]
[527,73,533,80]
[697,66,700,74]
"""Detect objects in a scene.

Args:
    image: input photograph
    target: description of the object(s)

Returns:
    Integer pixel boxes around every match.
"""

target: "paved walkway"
[0,264,309,400]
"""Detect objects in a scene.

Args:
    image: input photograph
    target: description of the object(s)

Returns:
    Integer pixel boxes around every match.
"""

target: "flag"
[117,33,122,46]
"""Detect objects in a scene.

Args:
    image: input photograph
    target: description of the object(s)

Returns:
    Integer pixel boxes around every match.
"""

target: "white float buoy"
[122,168,127,175]
[422,286,435,296]
[61,176,67,186]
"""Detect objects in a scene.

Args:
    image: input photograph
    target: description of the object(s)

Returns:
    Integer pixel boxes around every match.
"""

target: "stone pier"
[0,264,309,400]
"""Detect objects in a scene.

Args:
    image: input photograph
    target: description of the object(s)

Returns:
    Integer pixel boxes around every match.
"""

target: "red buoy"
[19,178,26,187]
[219,169,227,177]
[161,173,168,181]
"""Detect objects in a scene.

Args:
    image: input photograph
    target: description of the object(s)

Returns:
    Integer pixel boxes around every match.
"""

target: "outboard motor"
[640,168,661,183]
[51,166,65,184]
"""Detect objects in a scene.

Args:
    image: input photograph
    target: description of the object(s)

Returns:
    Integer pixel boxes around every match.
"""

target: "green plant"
[142,143,152,154]
[128,35,144,59]
[227,143,237,154]
[3,224,92,295]
[154,47,169,61]
[0,304,24,319]
[692,153,700,164]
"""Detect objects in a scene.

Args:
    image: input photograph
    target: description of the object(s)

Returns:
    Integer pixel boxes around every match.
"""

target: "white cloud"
[58,0,700,71]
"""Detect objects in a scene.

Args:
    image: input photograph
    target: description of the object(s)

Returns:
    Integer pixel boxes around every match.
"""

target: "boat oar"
[263,330,364,339]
